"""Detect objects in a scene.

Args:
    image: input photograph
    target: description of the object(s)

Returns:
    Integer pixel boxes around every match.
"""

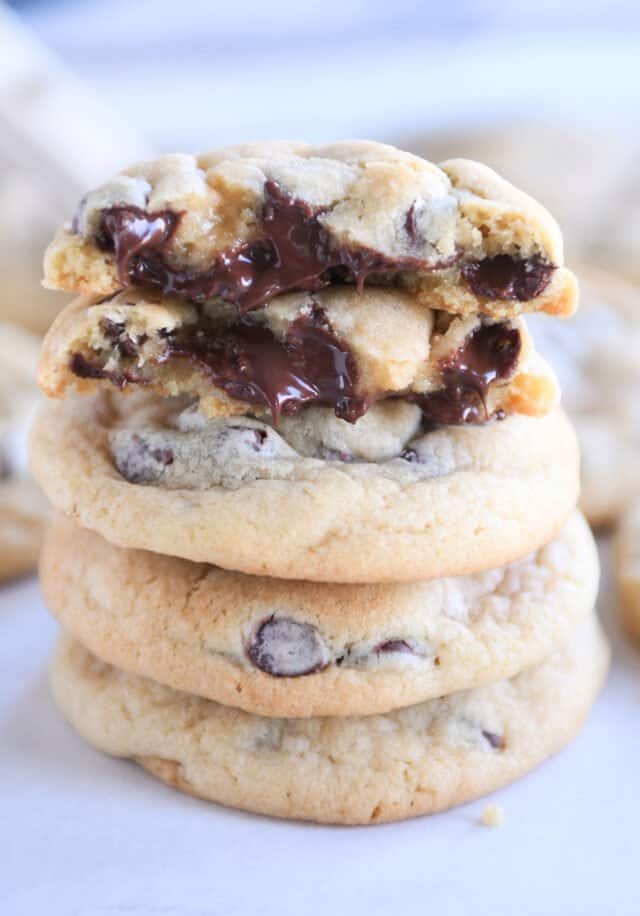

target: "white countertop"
[1,546,639,916]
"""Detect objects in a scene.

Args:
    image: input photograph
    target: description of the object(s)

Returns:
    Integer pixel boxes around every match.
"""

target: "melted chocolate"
[94,182,427,312]
[462,255,554,301]
[96,207,181,285]
[164,307,366,424]
[91,186,554,309]
[71,317,520,426]
[414,322,521,424]
[70,353,143,389]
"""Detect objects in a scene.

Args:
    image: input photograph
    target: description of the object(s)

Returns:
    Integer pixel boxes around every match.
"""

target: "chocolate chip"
[96,206,181,285]
[400,447,419,462]
[252,428,268,451]
[246,616,328,677]
[404,201,426,248]
[70,353,142,389]
[318,447,354,462]
[101,319,139,358]
[462,255,554,301]
[373,639,415,654]
[482,730,505,750]
[113,434,174,484]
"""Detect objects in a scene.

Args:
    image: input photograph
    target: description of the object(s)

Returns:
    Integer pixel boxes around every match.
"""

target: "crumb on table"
[480,803,505,827]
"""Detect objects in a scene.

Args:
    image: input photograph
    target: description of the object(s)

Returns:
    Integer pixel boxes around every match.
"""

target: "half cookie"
[41,513,598,717]
[44,141,577,320]
[31,394,579,581]
[39,287,558,426]
[51,616,609,825]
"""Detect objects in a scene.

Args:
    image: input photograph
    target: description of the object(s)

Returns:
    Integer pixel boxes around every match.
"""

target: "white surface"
[1,554,639,916]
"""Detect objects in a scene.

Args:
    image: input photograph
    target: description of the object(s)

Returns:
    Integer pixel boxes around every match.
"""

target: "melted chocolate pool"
[72,313,520,426]
[413,322,521,424]
[164,307,366,424]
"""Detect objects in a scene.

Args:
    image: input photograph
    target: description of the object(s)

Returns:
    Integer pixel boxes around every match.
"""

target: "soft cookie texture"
[530,265,640,527]
[31,392,579,582]
[43,141,577,320]
[50,617,609,825]
[41,513,598,717]
[614,505,640,641]
[38,288,559,425]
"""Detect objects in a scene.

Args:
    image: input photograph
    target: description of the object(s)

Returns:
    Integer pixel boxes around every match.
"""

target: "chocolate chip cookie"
[50,614,609,825]
[39,287,558,426]
[43,141,577,320]
[41,513,597,717]
[31,392,579,582]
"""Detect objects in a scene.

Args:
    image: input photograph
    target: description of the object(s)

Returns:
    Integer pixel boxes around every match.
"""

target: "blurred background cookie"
[407,122,640,278]
[615,505,640,642]
[528,266,640,527]
[0,321,49,582]
[0,4,150,334]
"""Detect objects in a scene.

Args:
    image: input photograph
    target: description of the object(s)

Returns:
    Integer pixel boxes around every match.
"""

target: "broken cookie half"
[43,140,577,321]
[39,286,559,426]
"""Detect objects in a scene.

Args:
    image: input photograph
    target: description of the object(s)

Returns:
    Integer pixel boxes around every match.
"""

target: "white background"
[2,2,640,914]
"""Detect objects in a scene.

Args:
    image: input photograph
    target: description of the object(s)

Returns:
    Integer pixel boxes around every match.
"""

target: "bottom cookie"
[51,618,608,825]
[615,507,640,641]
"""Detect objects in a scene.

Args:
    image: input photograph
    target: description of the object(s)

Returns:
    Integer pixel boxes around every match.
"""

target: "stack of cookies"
[32,141,608,825]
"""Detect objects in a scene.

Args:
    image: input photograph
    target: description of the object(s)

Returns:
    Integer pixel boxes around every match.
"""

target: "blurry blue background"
[7,0,640,150]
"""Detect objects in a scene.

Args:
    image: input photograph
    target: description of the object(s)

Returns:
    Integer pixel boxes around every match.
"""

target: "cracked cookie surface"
[50,616,609,824]
[43,140,577,320]
[42,513,597,716]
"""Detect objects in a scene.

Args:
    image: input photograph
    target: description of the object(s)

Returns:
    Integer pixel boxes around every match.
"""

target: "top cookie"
[43,141,577,320]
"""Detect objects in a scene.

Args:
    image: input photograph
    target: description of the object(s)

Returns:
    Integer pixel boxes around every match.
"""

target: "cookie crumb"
[480,803,505,827]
